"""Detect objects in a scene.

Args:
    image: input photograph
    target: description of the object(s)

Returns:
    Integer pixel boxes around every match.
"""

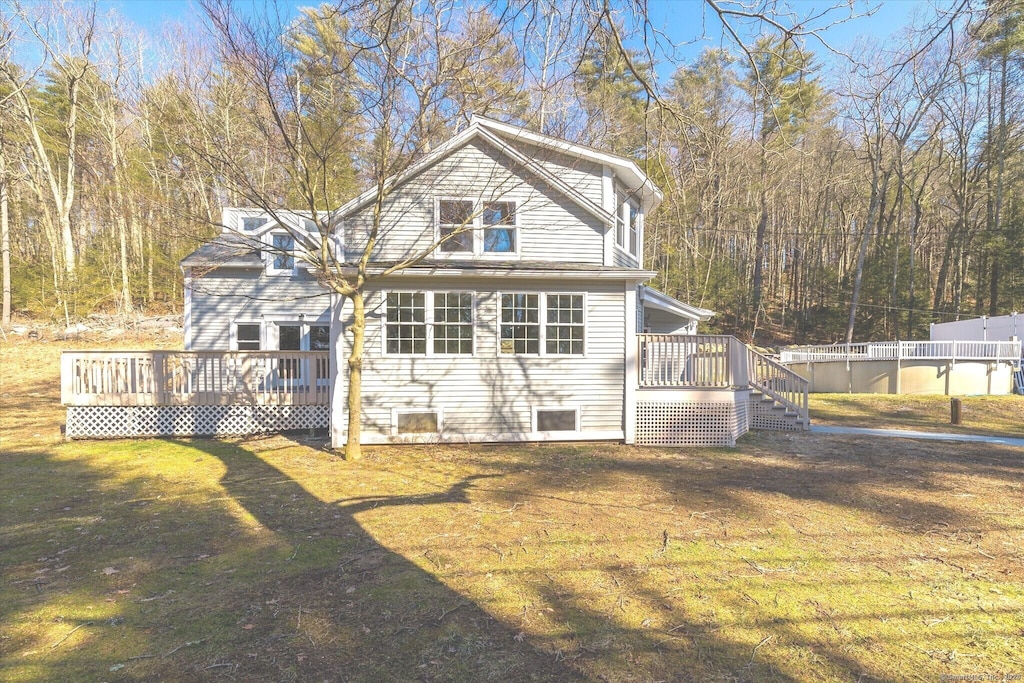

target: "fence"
[779,340,1021,364]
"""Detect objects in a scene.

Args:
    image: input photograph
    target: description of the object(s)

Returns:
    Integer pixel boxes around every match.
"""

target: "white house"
[63,117,806,446]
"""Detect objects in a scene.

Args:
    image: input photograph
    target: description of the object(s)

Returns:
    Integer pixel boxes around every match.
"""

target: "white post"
[623,282,638,444]
[329,292,347,449]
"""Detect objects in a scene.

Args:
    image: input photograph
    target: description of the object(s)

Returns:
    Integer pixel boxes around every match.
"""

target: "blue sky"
[109,0,925,68]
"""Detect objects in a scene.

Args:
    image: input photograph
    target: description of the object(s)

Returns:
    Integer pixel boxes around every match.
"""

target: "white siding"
[490,137,605,207]
[612,247,638,268]
[190,269,330,350]
[344,139,606,265]
[333,276,627,443]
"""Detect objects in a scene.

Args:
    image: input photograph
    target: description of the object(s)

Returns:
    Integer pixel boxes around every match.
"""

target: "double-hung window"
[500,293,584,355]
[500,294,539,354]
[386,292,474,355]
[438,200,474,253]
[386,292,427,354]
[437,198,518,256]
[269,232,295,273]
[482,201,516,253]
[433,292,473,354]
[614,191,640,258]
[235,323,261,350]
[545,294,584,354]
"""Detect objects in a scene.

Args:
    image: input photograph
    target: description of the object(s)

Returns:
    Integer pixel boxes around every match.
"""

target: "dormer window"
[483,201,516,253]
[438,200,473,253]
[242,216,267,231]
[269,232,295,273]
[436,198,518,257]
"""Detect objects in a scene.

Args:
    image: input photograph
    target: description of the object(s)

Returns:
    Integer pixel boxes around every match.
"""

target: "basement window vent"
[535,408,578,433]
[395,410,440,434]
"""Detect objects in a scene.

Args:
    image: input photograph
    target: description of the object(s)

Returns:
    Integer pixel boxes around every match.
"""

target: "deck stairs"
[746,346,811,432]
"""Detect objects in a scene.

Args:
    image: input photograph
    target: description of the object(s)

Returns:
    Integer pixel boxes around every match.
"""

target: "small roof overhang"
[639,285,715,322]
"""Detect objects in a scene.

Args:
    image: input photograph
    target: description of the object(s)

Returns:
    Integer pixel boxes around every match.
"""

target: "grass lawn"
[811,393,1024,437]
[2,337,1023,681]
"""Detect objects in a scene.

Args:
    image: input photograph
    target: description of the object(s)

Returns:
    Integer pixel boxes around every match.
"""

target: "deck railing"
[779,340,1021,364]
[638,334,810,427]
[747,347,809,425]
[638,334,735,387]
[61,351,330,407]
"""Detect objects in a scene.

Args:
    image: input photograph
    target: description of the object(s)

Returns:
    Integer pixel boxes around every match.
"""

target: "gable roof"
[331,116,661,227]
[475,116,663,213]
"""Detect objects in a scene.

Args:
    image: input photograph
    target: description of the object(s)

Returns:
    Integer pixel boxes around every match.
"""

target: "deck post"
[60,352,75,405]
[624,283,638,444]
[154,352,167,405]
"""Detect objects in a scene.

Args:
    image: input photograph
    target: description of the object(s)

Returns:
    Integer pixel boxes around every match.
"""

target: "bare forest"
[1,0,1022,345]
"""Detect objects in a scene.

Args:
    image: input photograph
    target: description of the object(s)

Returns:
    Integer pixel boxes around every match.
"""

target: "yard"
[2,336,1023,682]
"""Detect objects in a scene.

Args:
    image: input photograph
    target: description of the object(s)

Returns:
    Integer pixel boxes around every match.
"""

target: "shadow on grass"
[5,431,1021,681]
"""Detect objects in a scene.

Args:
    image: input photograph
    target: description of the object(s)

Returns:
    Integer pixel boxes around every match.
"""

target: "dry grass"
[811,393,1024,437]
[2,336,1023,682]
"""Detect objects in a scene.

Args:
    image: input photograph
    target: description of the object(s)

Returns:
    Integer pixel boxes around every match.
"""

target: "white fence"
[779,341,1021,364]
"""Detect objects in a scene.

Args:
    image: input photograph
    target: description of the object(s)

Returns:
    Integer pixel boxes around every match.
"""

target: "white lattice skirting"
[750,400,804,431]
[635,400,749,447]
[66,405,330,439]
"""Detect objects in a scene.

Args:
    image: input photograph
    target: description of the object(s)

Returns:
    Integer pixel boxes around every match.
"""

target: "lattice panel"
[66,405,329,439]
[635,401,744,447]
[749,400,804,432]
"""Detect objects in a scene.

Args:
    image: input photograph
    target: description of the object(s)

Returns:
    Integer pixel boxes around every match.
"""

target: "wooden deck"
[61,351,330,407]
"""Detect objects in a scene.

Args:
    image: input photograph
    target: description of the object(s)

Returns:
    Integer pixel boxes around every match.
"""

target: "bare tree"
[0,0,97,322]
[183,0,550,459]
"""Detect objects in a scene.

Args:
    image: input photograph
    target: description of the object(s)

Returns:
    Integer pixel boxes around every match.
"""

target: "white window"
[500,293,539,354]
[438,200,474,253]
[242,216,267,231]
[268,321,330,383]
[386,292,427,354]
[234,323,261,350]
[268,232,295,273]
[385,292,474,356]
[482,201,516,253]
[614,192,640,257]
[628,204,640,256]
[545,294,584,355]
[500,293,584,356]
[436,198,518,256]
[433,292,474,354]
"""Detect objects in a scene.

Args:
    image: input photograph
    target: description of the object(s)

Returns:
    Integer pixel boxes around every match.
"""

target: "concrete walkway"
[812,425,1024,448]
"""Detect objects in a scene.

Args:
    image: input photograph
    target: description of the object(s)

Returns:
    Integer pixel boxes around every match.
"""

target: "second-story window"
[438,200,474,253]
[242,216,267,231]
[614,194,640,258]
[483,201,516,253]
[628,204,639,256]
[270,233,295,272]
